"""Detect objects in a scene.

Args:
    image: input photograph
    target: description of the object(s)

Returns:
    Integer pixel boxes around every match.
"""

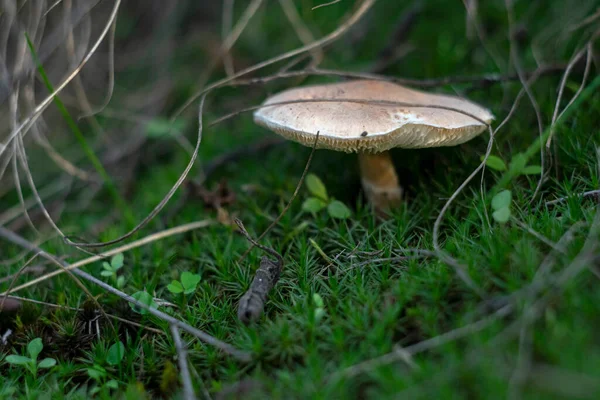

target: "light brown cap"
[253,80,494,153]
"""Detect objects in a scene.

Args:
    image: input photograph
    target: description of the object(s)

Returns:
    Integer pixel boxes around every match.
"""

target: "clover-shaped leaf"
[180,272,201,294]
[167,281,184,294]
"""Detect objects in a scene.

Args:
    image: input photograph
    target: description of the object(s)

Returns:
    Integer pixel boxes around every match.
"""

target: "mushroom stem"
[358,151,402,212]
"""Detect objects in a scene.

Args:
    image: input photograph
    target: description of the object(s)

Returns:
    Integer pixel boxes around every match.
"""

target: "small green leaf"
[130,291,158,315]
[180,272,201,292]
[107,342,125,366]
[105,380,119,389]
[167,281,183,294]
[305,174,328,200]
[37,358,56,369]
[314,308,326,322]
[146,118,186,138]
[117,276,125,289]
[102,262,112,271]
[491,190,512,210]
[312,293,324,308]
[5,355,32,365]
[87,365,107,380]
[100,270,114,277]
[492,207,511,223]
[27,338,43,360]
[111,253,124,269]
[522,165,542,175]
[481,155,507,171]
[302,197,327,213]
[509,153,527,174]
[327,200,351,219]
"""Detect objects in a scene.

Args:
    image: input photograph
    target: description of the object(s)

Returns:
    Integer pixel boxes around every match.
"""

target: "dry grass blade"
[64,94,208,247]
[1,220,215,295]
[0,225,251,362]
[312,0,342,10]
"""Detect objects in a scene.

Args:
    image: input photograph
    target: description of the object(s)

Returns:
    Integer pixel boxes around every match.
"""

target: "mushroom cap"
[253,80,494,153]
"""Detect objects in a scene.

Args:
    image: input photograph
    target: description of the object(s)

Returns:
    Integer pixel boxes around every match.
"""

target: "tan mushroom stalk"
[253,80,493,213]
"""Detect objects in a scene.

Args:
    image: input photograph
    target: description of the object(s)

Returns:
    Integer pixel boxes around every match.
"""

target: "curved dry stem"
[170,0,375,121]
[1,0,121,158]
[77,7,116,119]
[503,0,545,203]
[432,125,494,299]
[64,94,207,248]
[237,132,320,263]
[278,0,323,66]
[210,98,492,128]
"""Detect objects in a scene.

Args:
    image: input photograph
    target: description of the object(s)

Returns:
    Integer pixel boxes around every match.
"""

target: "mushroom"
[253,80,493,213]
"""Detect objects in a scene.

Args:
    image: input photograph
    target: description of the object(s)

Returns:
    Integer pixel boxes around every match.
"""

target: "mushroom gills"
[358,151,402,212]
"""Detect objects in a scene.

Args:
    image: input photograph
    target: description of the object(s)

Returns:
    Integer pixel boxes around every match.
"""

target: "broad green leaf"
[130,291,158,315]
[522,165,542,175]
[305,174,328,200]
[27,338,43,360]
[312,293,324,308]
[102,262,112,271]
[491,190,512,210]
[492,207,511,223]
[481,155,507,171]
[111,253,124,269]
[180,272,201,291]
[5,355,31,365]
[100,270,114,277]
[167,281,184,294]
[37,358,56,369]
[107,342,125,366]
[302,197,327,213]
[327,200,351,219]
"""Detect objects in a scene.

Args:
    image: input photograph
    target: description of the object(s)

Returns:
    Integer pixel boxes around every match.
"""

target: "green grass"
[2,0,600,398]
